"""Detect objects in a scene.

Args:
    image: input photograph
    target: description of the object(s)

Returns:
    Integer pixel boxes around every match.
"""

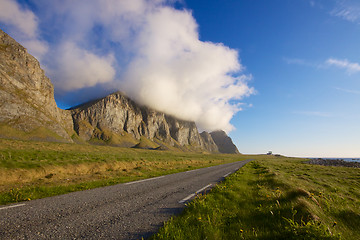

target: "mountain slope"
[210,130,240,154]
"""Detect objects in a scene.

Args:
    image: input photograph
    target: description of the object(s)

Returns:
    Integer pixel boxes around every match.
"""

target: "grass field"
[152,157,360,240]
[0,138,252,205]
[2,138,359,239]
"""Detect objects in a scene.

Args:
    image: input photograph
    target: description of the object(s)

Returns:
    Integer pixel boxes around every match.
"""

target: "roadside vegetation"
[153,157,360,240]
[0,138,255,205]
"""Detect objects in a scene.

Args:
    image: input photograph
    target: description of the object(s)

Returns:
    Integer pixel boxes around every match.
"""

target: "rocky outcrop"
[71,93,172,147]
[0,29,73,142]
[165,115,205,149]
[200,131,219,153]
[71,92,220,152]
[308,159,360,168]
[210,130,240,154]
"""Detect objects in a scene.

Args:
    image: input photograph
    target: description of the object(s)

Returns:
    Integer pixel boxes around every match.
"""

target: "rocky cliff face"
[210,130,240,154]
[71,93,171,147]
[200,131,219,153]
[0,29,73,141]
[71,92,220,152]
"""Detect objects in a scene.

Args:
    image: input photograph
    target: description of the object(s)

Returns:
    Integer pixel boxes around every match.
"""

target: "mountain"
[71,92,220,152]
[210,130,240,154]
[0,29,74,142]
[0,28,240,153]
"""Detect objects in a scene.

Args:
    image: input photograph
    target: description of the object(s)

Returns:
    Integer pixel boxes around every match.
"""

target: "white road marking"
[187,165,216,173]
[179,193,195,203]
[124,176,165,185]
[0,203,26,211]
[223,172,232,178]
[179,184,212,204]
[195,184,212,193]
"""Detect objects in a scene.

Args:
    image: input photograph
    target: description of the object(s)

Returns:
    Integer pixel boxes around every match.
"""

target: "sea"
[311,158,360,163]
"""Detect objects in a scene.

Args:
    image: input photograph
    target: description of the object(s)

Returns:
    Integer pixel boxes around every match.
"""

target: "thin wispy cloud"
[285,57,360,74]
[283,57,307,65]
[331,0,360,23]
[326,58,360,74]
[293,111,332,117]
[283,57,318,67]
[334,87,360,94]
[308,0,325,8]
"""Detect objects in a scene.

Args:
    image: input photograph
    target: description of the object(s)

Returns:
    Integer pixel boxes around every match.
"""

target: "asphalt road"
[0,159,252,239]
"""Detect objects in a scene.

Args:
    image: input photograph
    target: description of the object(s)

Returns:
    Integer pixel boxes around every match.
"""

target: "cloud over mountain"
[0,0,254,132]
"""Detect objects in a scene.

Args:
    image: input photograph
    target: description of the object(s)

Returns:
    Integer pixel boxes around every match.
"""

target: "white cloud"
[0,0,48,60]
[22,39,48,58]
[120,6,253,132]
[0,0,38,38]
[331,0,360,23]
[0,0,254,132]
[326,58,360,74]
[50,42,116,91]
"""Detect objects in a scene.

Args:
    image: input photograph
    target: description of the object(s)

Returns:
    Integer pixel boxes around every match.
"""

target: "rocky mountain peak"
[210,130,240,154]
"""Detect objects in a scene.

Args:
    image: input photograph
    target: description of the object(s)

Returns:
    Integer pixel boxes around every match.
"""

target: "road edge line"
[179,184,212,204]
[0,203,26,211]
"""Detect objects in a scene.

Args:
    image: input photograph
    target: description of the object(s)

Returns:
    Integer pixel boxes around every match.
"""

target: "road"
[0,159,252,239]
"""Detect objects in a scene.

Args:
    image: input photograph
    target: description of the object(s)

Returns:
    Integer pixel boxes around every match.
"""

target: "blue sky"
[183,0,360,157]
[0,0,359,157]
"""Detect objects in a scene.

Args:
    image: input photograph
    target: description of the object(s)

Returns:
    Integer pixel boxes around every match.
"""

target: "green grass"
[2,138,358,239]
[152,157,360,240]
[133,136,161,149]
[0,138,255,205]
[0,124,65,142]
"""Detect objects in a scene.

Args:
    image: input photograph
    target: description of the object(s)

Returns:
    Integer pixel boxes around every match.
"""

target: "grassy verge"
[0,138,257,205]
[152,157,360,239]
